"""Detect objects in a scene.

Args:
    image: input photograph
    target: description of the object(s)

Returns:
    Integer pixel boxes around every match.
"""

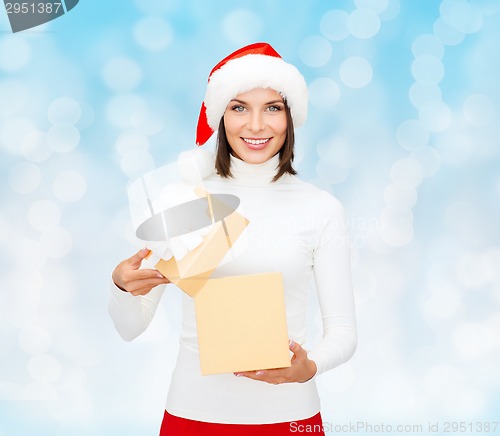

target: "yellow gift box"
[153,200,290,375]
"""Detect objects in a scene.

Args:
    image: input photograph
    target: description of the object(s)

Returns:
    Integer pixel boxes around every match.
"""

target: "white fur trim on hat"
[203,54,308,130]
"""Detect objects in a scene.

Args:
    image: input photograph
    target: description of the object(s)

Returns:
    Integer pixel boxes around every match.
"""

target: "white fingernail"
[289,339,295,347]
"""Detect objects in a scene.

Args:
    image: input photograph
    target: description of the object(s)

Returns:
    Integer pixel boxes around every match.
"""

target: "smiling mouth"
[242,138,271,145]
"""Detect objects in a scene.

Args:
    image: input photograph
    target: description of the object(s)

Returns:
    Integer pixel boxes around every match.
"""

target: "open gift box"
[155,209,290,375]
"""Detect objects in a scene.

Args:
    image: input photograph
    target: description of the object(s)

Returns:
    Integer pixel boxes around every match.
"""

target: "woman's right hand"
[112,248,171,296]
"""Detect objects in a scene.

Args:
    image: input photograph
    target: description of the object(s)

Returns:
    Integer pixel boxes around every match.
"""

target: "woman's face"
[223,87,287,165]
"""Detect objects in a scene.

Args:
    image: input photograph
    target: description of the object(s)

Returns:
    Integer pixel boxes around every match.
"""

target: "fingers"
[289,339,306,358]
[126,248,151,268]
[112,248,170,295]
[234,368,289,385]
[233,340,309,385]
[119,269,168,289]
[117,270,170,295]
[126,268,165,281]
[123,276,170,295]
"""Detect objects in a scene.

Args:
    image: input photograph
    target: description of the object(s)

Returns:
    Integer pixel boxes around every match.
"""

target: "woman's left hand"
[233,340,317,384]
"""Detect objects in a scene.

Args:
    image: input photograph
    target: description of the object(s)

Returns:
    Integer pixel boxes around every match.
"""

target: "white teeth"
[243,138,269,145]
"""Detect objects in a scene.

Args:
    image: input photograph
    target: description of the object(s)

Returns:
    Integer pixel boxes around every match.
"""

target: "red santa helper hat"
[195,42,308,146]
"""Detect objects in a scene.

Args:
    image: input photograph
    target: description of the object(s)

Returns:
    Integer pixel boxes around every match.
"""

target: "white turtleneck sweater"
[109,154,357,424]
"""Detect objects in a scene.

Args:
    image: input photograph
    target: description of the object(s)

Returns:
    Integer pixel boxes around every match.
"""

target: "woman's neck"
[227,154,282,186]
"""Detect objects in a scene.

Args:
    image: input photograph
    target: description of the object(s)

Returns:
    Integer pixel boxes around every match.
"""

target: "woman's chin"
[239,151,272,164]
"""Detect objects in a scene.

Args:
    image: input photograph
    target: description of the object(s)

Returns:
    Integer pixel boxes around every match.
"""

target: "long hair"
[214,101,297,182]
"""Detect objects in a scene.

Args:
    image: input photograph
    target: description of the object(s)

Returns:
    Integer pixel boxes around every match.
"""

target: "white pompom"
[178,148,215,185]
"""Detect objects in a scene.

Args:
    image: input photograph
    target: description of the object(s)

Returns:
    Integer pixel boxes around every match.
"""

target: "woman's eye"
[231,105,245,112]
[267,105,282,112]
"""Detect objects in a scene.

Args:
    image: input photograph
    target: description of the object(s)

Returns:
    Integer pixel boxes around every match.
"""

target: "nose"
[247,110,265,132]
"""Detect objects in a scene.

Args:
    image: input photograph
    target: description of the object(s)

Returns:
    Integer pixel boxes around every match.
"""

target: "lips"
[242,137,271,150]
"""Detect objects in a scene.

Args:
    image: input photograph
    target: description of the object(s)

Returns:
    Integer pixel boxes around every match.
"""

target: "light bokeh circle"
[52,170,87,202]
[348,9,381,39]
[419,100,452,132]
[21,131,52,163]
[309,78,341,109]
[433,17,465,46]
[28,354,62,384]
[472,0,500,16]
[379,0,401,21]
[355,0,389,13]
[390,158,423,188]
[47,123,81,153]
[8,162,41,194]
[299,36,332,68]
[134,16,174,51]
[102,57,143,92]
[339,57,373,88]
[48,98,82,125]
[441,0,483,34]
[320,10,350,41]
[411,55,444,84]
[412,34,445,59]
[222,9,263,45]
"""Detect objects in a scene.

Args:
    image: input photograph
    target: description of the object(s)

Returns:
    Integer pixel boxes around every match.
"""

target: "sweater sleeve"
[307,195,357,376]
[108,281,166,341]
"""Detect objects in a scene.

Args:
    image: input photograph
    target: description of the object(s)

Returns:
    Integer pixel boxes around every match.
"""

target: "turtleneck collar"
[228,153,283,186]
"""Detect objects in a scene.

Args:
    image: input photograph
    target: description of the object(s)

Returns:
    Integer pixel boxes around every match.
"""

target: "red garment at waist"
[160,409,325,436]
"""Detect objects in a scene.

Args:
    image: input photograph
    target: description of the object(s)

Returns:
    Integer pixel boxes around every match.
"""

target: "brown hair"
[215,101,297,182]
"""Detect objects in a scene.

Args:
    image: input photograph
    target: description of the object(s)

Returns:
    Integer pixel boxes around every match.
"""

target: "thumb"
[128,247,151,268]
[289,339,303,356]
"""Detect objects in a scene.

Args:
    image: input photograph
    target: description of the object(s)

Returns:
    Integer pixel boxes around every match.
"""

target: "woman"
[110,42,357,435]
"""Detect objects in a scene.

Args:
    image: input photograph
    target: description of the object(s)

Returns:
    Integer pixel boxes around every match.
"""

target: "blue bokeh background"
[1,1,499,435]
